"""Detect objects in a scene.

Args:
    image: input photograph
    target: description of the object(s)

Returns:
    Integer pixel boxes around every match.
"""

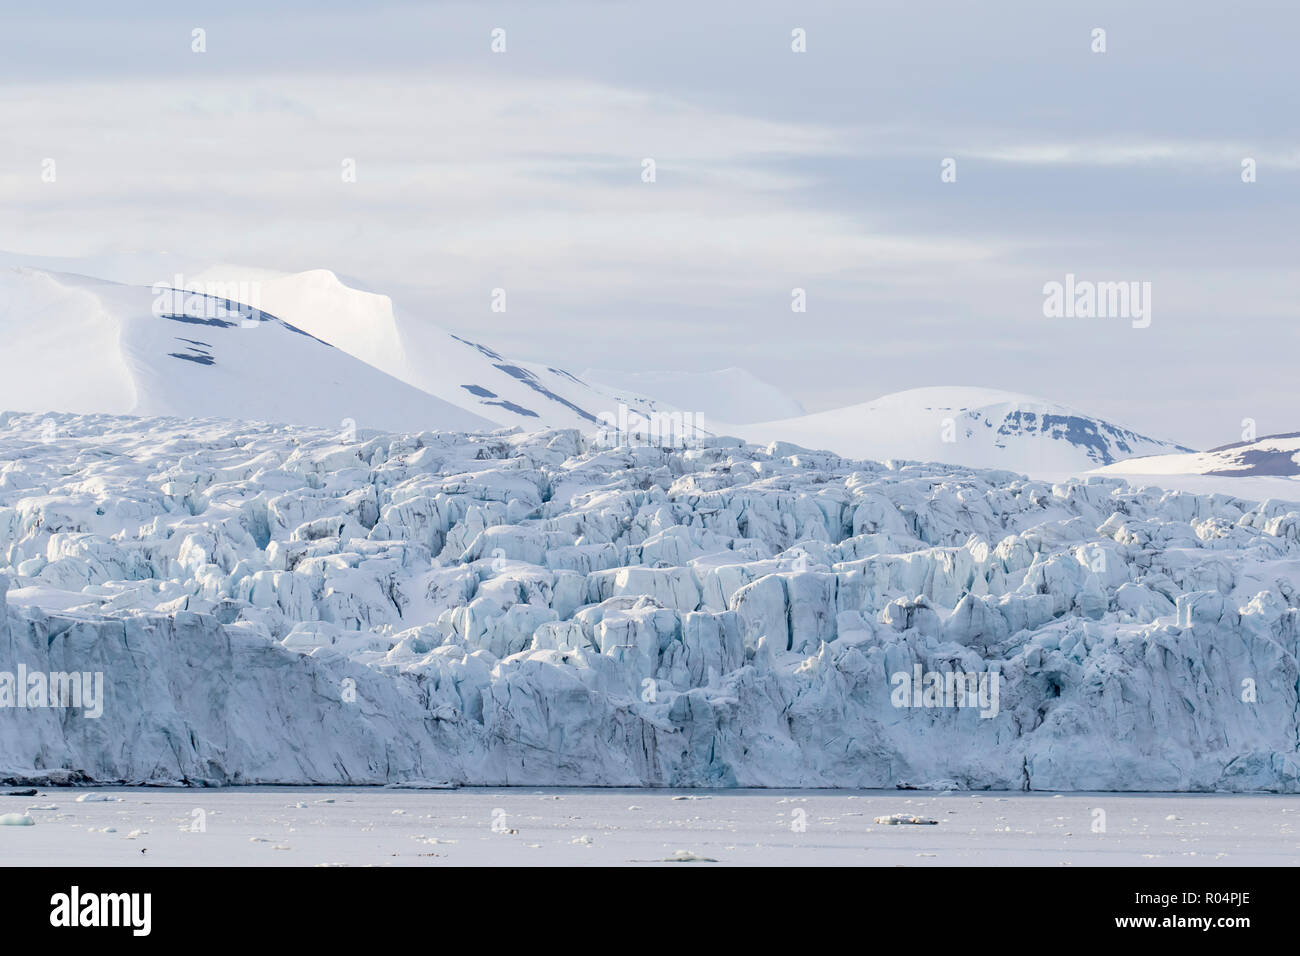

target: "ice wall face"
[0,412,1297,790]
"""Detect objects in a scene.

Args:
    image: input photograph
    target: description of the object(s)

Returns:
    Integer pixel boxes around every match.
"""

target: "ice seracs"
[0,411,1296,791]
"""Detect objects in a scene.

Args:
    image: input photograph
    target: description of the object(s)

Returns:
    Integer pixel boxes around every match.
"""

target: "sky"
[1,0,1296,448]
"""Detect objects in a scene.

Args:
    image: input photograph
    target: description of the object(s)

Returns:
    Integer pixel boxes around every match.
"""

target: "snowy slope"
[1094,433,1300,479]
[159,264,669,431]
[0,252,673,432]
[583,367,804,424]
[1,412,1298,791]
[0,267,494,433]
[740,386,1192,475]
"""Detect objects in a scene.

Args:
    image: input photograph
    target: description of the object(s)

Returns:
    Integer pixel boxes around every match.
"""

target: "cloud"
[0,72,996,295]
[962,141,1300,169]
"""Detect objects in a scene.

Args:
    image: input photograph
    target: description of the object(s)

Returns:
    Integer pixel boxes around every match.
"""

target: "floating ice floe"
[874,814,939,826]
[661,850,717,862]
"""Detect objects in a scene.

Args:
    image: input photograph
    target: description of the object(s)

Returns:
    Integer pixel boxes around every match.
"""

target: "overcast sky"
[2,0,1296,447]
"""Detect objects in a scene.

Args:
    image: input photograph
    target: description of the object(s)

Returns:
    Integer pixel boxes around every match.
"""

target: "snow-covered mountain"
[0,267,494,433]
[583,367,804,424]
[204,267,675,432]
[0,252,1195,478]
[0,252,673,433]
[739,386,1193,475]
[1094,432,1300,479]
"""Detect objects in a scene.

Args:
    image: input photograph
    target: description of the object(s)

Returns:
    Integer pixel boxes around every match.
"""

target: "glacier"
[0,411,1298,791]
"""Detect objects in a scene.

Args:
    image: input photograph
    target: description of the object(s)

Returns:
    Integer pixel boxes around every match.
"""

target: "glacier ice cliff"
[0,412,1297,790]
